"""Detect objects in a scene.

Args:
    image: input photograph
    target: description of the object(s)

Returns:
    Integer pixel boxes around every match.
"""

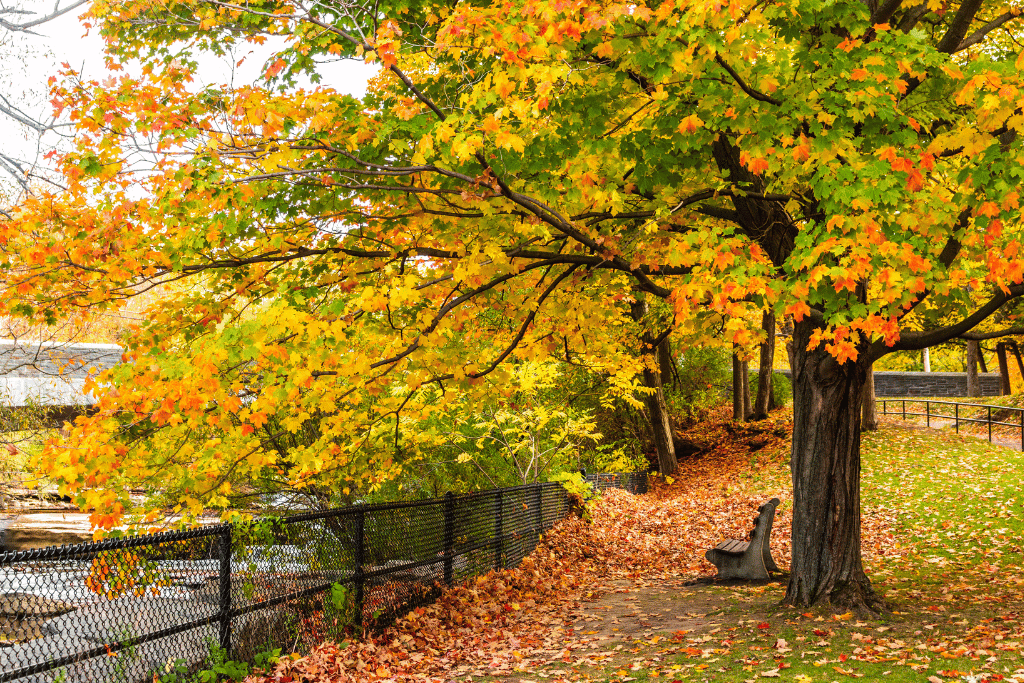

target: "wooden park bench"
[705,498,782,580]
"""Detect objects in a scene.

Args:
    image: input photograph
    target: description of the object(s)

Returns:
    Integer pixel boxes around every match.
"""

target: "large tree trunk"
[753,311,776,419]
[785,321,885,612]
[861,365,877,431]
[966,340,981,397]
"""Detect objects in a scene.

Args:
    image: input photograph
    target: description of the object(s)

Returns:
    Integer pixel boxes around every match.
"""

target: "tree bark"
[630,300,677,474]
[1010,341,1024,380]
[657,337,676,391]
[922,347,930,372]
[966,340,981,397]
[996,342,1012,395]
[861,365,877,431]
[733,352,745,421]
[742,358,752,419]
[642,365,677,474]
[753,311,776,420]
[784,320,885,612]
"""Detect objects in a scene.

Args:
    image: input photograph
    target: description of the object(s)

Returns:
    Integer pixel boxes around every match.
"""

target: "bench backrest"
[749,497,781,548]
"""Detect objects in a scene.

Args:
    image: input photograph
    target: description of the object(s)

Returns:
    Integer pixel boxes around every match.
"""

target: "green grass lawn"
[564,424,1024,683]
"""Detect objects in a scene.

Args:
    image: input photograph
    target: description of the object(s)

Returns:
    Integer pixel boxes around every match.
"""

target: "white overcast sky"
[1,1,374,201]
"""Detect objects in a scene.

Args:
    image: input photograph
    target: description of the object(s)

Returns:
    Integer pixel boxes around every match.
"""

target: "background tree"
[0,0,86,210]
[4,0,1024,612]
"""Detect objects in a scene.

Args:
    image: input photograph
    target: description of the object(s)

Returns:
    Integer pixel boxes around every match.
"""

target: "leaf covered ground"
[244,408,1024,683]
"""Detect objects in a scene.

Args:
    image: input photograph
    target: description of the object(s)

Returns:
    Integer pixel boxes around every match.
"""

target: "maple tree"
[2,0,1024,613]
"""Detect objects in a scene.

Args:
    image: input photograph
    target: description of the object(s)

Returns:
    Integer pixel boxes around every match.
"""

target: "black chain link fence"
[0,472,646,682]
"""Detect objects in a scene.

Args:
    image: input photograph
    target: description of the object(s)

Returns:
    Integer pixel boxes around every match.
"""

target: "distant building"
[0,340,122,408]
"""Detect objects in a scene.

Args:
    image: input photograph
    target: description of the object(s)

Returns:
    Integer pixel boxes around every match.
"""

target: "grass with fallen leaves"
[242,407,1024,683]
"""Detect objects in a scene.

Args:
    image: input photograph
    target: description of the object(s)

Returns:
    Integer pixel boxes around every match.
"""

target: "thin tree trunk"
[922,347,930,372]
[733,352,744,421]
[657,337,676,391]
[997,342,1012,395]
[784,320,885,612]
[966,340,981,397]
[745,358,753,417]
[861,365,877,431]
[978,346,989,373]
[753,311,776,420]
[642,365,677,474]
[1011,341,1024,380]
[630,301,677,474]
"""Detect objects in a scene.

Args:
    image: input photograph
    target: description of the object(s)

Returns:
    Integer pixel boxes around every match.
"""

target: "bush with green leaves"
[666,346,732,424]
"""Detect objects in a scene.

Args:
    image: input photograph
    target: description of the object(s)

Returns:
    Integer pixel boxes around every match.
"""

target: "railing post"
[955,403,959,434]
[443,491,455,585]
[989,406,993,443]
[902,400,906,420]
[354,510,365,627]
[218,525,232,654]
[926,401,930,428]
[494,489,504,570]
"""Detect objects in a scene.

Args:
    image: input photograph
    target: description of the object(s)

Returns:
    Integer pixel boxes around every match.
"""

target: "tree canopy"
[3,0,1024,607]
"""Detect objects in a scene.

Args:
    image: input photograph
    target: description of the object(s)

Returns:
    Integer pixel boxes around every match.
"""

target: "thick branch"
[885,284,1024,353]
[956,11,1021,51]
[936,0,984,53]
[871,0,905,25]
[960,327,1024,341]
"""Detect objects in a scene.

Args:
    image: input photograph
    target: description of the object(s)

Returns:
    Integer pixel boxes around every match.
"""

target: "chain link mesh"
[0,472,646,681]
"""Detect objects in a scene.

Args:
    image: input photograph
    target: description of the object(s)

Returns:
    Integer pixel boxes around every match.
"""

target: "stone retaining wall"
[773,370,1002,397]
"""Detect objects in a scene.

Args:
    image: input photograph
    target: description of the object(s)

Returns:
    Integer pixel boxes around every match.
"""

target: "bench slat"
[716,539,749,554]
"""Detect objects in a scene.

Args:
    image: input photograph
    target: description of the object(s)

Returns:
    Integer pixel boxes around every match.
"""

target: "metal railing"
[878,398,1024,449]
[0,472,646,683]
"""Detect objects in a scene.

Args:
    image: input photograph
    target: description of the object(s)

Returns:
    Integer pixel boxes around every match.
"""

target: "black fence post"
[534,483,543,536]
[494,489,504,570]
[354,510,365,627]
[443,491,455,585]
[218,525,232,654]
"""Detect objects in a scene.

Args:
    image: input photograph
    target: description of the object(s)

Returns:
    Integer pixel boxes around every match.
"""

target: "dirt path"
[480,577,788,683]
[568,579,728,642]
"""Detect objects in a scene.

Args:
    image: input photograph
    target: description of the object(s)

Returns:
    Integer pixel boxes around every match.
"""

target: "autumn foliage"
[3,0,1024,607]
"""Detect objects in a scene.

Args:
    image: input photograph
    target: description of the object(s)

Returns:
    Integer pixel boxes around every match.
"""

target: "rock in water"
[0,593,75,618]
